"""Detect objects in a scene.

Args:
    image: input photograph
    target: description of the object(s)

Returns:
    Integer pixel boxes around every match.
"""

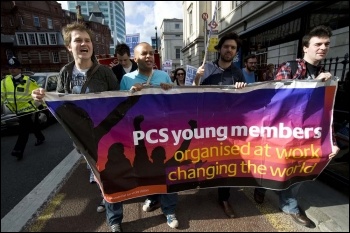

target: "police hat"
[8,57,22,69]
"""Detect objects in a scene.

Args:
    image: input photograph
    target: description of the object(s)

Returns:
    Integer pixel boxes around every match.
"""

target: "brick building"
[0,1,111,77]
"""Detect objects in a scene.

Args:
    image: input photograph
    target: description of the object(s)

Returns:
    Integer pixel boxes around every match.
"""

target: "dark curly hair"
[214,32,242,52]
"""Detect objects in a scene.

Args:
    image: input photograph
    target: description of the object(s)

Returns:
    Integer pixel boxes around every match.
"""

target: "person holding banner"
[195,32,247,218]
[112,43,138,84]
[194,32,246,87]
[31,22,122,231]
[254,25,339,228]
[116,42,178,229]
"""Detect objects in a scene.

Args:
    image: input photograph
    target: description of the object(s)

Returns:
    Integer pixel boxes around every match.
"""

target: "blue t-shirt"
[242,68,256,84]
[120,69,172,90]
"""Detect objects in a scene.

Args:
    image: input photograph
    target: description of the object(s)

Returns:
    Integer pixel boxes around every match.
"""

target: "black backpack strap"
[80,64,100,94]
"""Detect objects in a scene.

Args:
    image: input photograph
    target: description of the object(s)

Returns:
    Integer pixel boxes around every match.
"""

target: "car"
[1,72,59,131]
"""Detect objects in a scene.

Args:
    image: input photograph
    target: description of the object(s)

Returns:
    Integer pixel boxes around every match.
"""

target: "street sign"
[208,34,219,52]
[208,20,218,29]
[202,12,208,20]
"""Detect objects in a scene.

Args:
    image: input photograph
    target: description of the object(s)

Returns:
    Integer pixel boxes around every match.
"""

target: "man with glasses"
[242,54,258,83]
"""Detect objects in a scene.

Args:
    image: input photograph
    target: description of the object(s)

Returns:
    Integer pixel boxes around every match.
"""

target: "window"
[52,51,59,63]
[33,16,40,27]
[189,10,193,34]
[37,33,47,45]
[6,49,14,59]
[47,19,53,29]
[175,48,180,59]
[175,23,180,29]
[16,33,26,45]
[27,33,37,45]
[48,33,57,45]
[46,75,58,92]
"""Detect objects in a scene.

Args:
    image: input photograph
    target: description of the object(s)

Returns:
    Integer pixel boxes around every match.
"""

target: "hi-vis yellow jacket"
[1,75,41,115]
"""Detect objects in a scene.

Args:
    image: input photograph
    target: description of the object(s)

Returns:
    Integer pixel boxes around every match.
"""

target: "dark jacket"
[57,60,119,93]
[111,59,138,84]
[201,61,245,85]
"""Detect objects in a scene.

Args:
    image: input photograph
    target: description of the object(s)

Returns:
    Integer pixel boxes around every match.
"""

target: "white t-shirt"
[71,66,89,94]
[123,65,132,74]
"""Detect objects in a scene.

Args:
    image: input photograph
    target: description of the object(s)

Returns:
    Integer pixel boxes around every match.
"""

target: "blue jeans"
[256,183,301,214]
[146,193,178,215]
[105,201,123,226]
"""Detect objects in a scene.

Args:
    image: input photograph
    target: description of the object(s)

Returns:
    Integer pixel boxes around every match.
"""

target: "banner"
[162,59,172,71]
[97,57,118,67]
[185,65,198,85]
[44,80,337,203]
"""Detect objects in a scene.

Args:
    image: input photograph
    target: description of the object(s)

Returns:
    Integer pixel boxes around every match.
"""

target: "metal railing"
[321,53,349,82]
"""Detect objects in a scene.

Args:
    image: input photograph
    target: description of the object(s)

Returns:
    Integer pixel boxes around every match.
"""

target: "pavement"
[1,149,349,232]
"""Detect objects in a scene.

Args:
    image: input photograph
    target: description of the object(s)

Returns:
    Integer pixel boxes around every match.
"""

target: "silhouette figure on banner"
[132,115,199,187]
[133,115,166,186]
[100,142,138,193]
[55,95,142,162]
[165,119,198,167]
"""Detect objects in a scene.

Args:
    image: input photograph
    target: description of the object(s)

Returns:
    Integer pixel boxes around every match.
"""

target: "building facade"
[182,1,349,81]
[159,18,183,71]
[0,1,111,76]
[67,1,126,54]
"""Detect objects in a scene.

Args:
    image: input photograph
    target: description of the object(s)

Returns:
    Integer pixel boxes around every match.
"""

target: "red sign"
[209,21,218,29]
[153,50,160,70]
[97,52,160,70]
[98,57,118,68]
[202,12,208,20]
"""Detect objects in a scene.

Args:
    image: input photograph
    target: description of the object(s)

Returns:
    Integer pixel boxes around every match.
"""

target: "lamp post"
[155,26,158,51]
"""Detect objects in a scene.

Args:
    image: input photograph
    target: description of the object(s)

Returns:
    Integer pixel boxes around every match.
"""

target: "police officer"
[1,57,45,160]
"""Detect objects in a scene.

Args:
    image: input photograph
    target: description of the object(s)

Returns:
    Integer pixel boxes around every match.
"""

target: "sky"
[57,1,183,43]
